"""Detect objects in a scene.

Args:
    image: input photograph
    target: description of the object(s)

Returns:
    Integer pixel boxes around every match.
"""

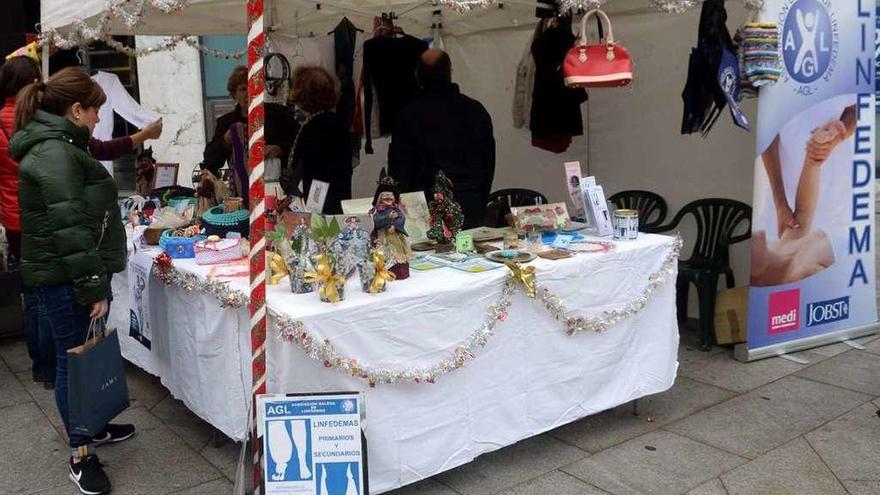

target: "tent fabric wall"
[586,3,755,290]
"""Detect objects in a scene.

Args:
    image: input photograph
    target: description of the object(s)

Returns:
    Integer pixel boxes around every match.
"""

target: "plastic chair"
[484,188,549,228]
[608,190,669,233]
[659,198,752,350]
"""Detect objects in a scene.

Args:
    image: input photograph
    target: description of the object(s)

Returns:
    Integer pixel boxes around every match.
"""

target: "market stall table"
[110,231,678,491]
[266,233,680,493]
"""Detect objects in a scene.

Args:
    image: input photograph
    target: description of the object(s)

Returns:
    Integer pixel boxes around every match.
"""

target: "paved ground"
[2,322,879,495]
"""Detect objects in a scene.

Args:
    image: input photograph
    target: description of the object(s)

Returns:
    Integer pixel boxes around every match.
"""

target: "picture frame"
[151,163,179,190]
[510,202,572,232]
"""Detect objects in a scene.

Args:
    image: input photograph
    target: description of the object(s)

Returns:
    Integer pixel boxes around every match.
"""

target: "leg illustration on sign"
[267,420,293,481]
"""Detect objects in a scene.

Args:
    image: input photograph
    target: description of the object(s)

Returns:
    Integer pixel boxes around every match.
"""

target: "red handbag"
[563,9,633,88]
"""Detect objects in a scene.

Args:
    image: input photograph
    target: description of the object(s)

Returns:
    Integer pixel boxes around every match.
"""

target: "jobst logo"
[806,297,850,327]
[781,0,836,84]
[768,289,800,334]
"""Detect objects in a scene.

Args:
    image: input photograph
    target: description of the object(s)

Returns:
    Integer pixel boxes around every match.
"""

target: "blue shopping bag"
[67,319,130,437]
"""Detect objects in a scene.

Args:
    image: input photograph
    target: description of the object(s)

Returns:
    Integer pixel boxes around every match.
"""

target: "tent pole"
[247,0,268,494]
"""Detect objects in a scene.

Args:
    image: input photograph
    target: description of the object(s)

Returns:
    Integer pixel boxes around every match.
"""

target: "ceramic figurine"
[370,169,410,280]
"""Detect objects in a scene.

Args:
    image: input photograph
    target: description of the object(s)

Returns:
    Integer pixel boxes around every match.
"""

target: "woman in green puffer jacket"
[10,67,128,495]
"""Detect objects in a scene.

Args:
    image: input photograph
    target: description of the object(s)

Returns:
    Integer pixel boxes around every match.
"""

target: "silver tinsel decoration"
[39,0,244,60]
[278,237,682,386]
[152,260,249,309]
[277,279,516,387]
[538,236,682,335]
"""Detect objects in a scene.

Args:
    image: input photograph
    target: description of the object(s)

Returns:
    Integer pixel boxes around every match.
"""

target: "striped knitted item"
[735,22,781,98]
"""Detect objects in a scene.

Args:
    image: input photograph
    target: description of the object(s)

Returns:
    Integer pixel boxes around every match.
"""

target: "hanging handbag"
[563,9,633,88]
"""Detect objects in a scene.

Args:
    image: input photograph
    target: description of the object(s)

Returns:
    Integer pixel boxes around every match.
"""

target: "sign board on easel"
[151,163,179,189]
[257,393,367,495]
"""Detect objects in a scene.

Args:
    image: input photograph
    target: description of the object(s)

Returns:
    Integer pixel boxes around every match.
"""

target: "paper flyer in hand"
[258,393,366,495]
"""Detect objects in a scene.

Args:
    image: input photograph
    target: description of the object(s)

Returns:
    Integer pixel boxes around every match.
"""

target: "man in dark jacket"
[389,49,496,229]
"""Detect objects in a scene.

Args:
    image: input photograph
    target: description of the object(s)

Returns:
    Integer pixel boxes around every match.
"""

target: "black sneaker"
[93,424,136,446]
[69,454,112,495]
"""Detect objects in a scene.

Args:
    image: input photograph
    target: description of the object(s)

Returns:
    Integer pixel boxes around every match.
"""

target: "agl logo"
[769,289,800,334]
[781,0,837,85]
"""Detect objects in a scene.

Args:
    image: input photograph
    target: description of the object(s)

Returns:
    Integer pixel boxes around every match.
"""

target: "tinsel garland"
[538,236,682,335]
[39,0,245,60]
[152,252,249,309]
[277,237,682,386]
[277,279,516,387]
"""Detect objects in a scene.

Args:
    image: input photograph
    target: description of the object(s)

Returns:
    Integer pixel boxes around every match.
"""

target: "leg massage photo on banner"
[751,101,856,286]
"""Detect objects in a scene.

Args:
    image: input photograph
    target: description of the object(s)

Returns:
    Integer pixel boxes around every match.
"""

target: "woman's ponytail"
[13,82,42,133]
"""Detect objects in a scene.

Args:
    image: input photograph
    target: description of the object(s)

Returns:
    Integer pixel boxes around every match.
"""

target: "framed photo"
[151,163,179,189]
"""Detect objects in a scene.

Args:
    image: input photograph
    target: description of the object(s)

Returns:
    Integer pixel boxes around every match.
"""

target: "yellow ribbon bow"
[505,260,537,298]
[369,250,396,294]
[304,254,346,302]
[268,253,290,285]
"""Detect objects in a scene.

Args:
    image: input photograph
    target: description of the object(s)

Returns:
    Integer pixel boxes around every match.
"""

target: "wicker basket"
[224,197,243,213]
[143,227,167,245]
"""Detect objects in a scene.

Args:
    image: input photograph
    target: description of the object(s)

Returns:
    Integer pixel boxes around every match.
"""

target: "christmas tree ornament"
[427,170,464,252]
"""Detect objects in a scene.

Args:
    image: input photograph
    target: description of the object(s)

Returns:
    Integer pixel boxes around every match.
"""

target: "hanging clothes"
[529,15,588,153]
[332,17,364,168]
[513,23,540,130]
[362,21,428,154]
[227,122,249,209]
[91,71,159,175]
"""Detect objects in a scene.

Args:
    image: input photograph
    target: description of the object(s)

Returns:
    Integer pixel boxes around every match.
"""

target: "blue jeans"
[22,290,56,383]
[29,284,94,447]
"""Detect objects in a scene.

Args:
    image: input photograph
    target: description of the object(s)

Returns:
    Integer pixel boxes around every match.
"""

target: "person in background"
[280,66,352,214]
[11,67,134,495]
[201,65,248,176]
[0,56,161,389]
[388,49,495,229]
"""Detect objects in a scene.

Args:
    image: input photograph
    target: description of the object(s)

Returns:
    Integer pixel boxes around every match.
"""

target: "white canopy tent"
[40,0,757,319]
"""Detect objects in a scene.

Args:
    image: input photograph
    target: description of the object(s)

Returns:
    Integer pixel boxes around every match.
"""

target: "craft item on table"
[462,226,510,243]
[568,240,615,254]
[196,170,229,217]
[359,250,396,293]
[399,192,431,242]
[143,227,166,245]
[160,229,207,259]
[332,215,371,278]
[410,241,437,252]
[135,148,156,196]
[305,253,346,303]
[202,206,250,239]
[505,261,537,298]
[168,196,197,212]
[195,236,249,265]
[427,170,464,252]
[267,252,290,285]
[449,258,502,273]
[427,252,501,273]
[613,209,639,241]
[267,222,317,294]
[474,243,498,255]
[455,232,474,254]
[564,161,586,220]
[224,197,244,213]
[207,259,250,279]
[552,234,574,249]
[305,179,330,213]
[409,256,444,271]
[370,169,411,280]
[503,231,521,250]
[485,249,537,264]
[511,202,571,232]
[537,249,574,260]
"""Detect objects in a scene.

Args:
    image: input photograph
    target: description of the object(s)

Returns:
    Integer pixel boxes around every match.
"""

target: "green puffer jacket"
[10,110,126,305]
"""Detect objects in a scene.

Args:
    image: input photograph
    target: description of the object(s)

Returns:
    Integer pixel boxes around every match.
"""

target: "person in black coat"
[388,49,496,229]
[280,66,352,215]
[201,66,248,176]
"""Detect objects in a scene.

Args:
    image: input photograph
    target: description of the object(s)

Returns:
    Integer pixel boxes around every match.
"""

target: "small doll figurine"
[135,148,156,195]
[370,169,411,280]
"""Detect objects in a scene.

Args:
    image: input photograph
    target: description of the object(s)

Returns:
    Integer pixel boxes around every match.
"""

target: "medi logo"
[806,297,850,327]
[769,289,800,334]
[780,0,838,90]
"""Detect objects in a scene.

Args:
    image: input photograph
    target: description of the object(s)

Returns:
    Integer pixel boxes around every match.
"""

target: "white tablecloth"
[110,248,253,441]
[110,233,678,492]
[266,234,680,493]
